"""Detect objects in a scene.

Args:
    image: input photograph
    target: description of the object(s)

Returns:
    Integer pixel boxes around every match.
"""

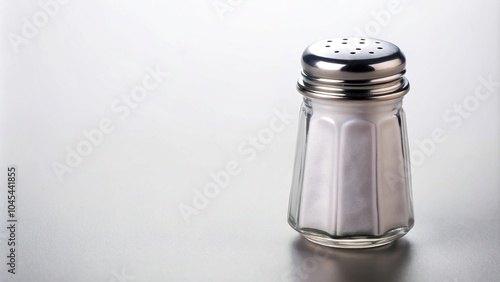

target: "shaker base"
[300,227,410,249]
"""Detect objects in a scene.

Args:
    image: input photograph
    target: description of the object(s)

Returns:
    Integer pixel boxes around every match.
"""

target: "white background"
[0,0,499,281]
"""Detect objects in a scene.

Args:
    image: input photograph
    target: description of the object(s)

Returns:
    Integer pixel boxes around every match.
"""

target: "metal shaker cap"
[297,37,409,100]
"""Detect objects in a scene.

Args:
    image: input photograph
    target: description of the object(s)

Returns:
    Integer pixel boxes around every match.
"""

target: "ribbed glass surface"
[288,97,414,248]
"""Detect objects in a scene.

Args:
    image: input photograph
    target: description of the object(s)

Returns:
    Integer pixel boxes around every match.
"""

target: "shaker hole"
[342,42,347,44]
[356,48,361,50]
[360,42,365,44]
[377,47,383,49]
[369,51,374,54]
[360,38,365,41]
[375,41,380,44]
[334,51,339,53]
[350,52,356,54]
[325,45,330,47]
[327,40,332,42]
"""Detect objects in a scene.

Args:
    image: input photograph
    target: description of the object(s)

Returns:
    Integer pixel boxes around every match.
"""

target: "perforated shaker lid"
[297,37,410,100]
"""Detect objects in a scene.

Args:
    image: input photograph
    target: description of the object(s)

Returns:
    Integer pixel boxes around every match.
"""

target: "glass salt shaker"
[288,37,414,248]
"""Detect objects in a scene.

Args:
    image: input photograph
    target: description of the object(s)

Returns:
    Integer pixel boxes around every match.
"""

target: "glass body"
[288,97,414,248]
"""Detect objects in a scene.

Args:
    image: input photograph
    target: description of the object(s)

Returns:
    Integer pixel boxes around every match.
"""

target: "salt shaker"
[288,37,414,248]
